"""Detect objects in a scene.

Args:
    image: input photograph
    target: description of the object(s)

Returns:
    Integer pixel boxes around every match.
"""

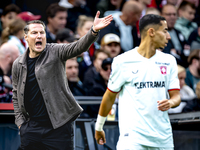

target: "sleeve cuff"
[168,88,180,91]
[107,87,120,93]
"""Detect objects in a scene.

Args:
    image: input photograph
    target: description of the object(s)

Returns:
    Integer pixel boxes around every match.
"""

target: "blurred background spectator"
[145,7,161,15]
[161,3,190,68]
[96,0,126,18]
[169,65,196,113]
[0,43,19,77]
[85,0,101,17]
[175,0,197,40]
[188,22,200,51]
[166,0,179,7]
[0,4,21,38]
[59,0,93,33]
[66,57,87,96]
[55,28,76,44]
[17,11,41,22]
[100,33,121,58]
[45,3,67,43]
[87,57,113,96]
[182,80,200,112]
[191,0,200,27]
[185,49,200,92]
[98,0,142,52]
[178,65,196,100]
[75,15,93,40]
[138,0,153,17]
[83,49,110,91]
[176,0,199,9]
[1,18,27,54]
[0,43,19,103]
[14,0,59,22]
[86,57,113,118]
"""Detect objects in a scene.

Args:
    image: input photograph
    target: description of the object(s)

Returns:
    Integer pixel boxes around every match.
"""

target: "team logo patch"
[160,66,167,75]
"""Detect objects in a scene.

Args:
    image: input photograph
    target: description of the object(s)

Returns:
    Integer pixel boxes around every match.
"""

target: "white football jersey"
[108,47,180,148]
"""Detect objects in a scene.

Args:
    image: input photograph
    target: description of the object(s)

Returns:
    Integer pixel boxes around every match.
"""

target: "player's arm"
[157,90,181,111]
[168,90,181,108]
[95,89,118,145]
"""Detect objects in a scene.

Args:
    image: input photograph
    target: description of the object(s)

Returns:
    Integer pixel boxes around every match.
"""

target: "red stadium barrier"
[0,103,14,110]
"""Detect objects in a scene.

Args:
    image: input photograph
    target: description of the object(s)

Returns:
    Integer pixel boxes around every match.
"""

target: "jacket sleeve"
[54,28,99,61]
[12,59,26,127]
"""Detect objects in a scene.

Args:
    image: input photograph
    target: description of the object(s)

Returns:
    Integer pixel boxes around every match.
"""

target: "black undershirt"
[24,55,50,123]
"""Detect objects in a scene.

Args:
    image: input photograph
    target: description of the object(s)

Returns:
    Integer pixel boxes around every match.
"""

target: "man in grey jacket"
[12,11,113,150]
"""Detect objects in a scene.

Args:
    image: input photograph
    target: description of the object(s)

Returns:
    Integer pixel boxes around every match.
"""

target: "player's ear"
[148,28,155,37]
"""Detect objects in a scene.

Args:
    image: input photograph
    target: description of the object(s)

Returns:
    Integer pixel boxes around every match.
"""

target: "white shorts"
[116,136,174,150]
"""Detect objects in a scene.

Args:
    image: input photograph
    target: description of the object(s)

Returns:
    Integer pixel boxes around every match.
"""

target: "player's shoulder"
[113,47,138,63]
[156,50,176,61]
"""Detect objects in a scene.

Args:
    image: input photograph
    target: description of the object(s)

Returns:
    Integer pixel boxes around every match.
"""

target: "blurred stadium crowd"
[0,0,200,118]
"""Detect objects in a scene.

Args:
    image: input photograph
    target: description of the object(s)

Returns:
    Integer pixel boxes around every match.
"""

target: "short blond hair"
[177,65,185,75]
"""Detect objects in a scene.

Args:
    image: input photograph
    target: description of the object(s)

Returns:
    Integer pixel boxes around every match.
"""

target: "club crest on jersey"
[160,66,167,75]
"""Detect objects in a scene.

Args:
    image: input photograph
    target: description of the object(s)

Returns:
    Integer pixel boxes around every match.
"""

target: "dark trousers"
[19,120,74,150]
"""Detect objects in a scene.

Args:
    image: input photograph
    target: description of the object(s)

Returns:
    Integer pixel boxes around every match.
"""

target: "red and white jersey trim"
[168,88,180,91]
[107,87,120,93]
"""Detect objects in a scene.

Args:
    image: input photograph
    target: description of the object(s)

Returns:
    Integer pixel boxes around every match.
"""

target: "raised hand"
[93,11,113,32]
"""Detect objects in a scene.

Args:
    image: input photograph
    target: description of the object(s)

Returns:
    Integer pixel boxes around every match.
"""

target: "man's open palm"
[93,11,113,31]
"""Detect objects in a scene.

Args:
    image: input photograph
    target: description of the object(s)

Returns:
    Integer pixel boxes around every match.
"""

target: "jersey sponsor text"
[134,81,165,89]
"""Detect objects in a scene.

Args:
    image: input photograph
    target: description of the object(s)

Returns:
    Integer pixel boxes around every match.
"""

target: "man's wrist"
[95,114,106,131]
[91,26,99,35]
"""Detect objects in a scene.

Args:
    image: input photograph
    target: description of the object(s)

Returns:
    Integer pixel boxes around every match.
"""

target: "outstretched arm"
[95,89,118,145]
[56,11,113,60]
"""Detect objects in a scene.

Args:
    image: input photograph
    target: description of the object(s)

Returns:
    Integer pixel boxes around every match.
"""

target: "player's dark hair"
[139,14,166,38]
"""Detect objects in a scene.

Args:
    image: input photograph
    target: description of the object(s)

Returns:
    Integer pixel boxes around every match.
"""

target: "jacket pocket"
[60,91,73,109]
[19,121,28,136]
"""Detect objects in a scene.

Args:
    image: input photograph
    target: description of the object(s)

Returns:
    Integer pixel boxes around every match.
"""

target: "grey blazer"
[12,29,98,129]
